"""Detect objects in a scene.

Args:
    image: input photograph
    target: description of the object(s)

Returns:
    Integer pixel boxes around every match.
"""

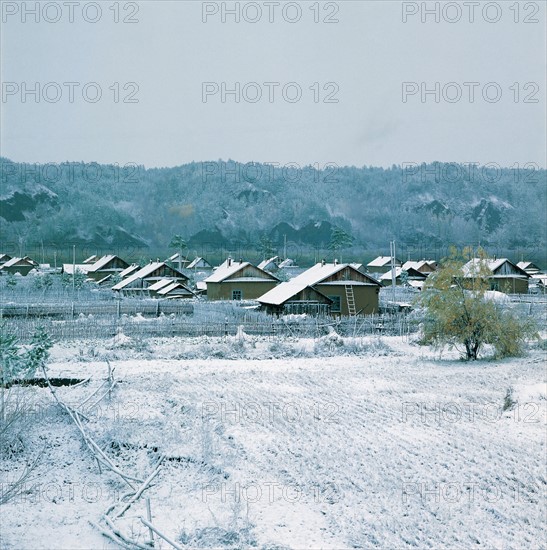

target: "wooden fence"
[0,301,193,318]
[5,312,418,343]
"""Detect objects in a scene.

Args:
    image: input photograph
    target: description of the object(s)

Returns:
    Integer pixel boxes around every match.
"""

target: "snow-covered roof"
[167,253,189,263]
[195,281,207,291]
[379,267,426,280]
[187,257,211,269]
[83,255,99,264]
[0,254,12,263]
[62,264,91,275]
[402,260,436,272]
[278,259,296,268]
[462,258,529,278]
[147,278,174,291]
[157,282,194,296]
[119,264,140,278]
[204,259,263,283]
[367,256,399,268]
[517,261,540,272]
[380,267,403,280]
[258,256,279,270]
[112,262,166,290]
[2,257,34,268]
[257,282,316,306]
[87,254,118,273]
[258,262,377,306]
[408,280,425,289]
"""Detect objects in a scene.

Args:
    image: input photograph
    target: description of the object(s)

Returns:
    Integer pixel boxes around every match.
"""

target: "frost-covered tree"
[418,248,537,360]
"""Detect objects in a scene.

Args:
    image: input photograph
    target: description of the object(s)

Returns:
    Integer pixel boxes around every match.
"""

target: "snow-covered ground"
[1,335,545,549]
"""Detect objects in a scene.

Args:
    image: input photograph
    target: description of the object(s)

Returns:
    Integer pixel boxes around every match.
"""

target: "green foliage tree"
[327,227,354,262]
[418,249,537,360]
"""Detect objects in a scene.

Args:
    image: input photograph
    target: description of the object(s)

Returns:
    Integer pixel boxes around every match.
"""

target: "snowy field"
[1,334,545,549]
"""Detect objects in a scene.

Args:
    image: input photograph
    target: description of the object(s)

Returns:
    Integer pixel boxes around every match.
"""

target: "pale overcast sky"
[1,1,546,168]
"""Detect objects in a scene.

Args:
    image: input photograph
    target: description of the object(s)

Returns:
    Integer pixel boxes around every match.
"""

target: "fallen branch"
[115,457,165,518]
[140,517,183,550]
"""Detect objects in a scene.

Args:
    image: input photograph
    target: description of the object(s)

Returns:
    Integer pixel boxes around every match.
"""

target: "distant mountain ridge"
[1,158,545,256]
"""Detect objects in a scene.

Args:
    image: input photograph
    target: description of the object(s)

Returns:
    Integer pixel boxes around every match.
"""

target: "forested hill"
[1,158,545,258]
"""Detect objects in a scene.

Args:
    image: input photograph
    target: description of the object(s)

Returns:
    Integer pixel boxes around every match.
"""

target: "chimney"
[321,259,326,266]
[227,257,232,267]
[334,259,338,265]
[239,258,243,264]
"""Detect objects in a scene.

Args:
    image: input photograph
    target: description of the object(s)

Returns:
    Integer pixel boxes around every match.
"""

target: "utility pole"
[390,240,397,298]
[283,234,287,260]
[72,244,76,296]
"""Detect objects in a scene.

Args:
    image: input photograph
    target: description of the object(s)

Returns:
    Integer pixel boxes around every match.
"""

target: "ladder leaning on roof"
[344,283,357,317]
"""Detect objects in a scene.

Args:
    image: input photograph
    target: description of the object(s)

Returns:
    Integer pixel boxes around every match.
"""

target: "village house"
[258,261,381,316]
[146,278,195,299]
[62,263,91,276]
[166,253,191,270]
[462,258,530,294]
[204,258,280,301]
[187,257,212,270]
[366,256,402,274]
[380,266,428,288]
[517,261,542,276]
[119,264,140,279]
[85,255,130,282]
[0,257,36,276]
[112,262,189,295]
[62,255,129,283]
[258,256,280,272]
[402,260,438,274]
[0,254,13,267]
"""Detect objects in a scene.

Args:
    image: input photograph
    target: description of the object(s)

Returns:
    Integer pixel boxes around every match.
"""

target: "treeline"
[1,158,545,260]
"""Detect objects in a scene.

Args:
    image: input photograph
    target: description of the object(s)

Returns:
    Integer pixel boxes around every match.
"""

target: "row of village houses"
[1,252,545,316]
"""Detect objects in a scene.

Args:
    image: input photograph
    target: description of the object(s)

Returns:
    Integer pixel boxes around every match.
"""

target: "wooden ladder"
[344,283,356,316]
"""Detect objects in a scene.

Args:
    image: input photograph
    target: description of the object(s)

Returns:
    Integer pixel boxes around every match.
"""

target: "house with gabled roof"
[402,260,437,274]
[156,281,196,299]
[0,254,13,267]
[204,258,279,301]
[258,261,381,316]
[367,256,402,274]
[0,257,36,276]
[119,264,140,279]
[258,256,279,272]
[462,258,530,294]
[166,253,191,270]
[517,261,542,276]
[146,278,195,299]
[112,262,189,295]
[83,255,100,264]
[85,255,130,281]
[187,257,212,270]
[380,266,428,287]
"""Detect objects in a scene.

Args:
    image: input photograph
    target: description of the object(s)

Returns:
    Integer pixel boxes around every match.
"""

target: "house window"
[328,295,341,313]
[232,290,242,301]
